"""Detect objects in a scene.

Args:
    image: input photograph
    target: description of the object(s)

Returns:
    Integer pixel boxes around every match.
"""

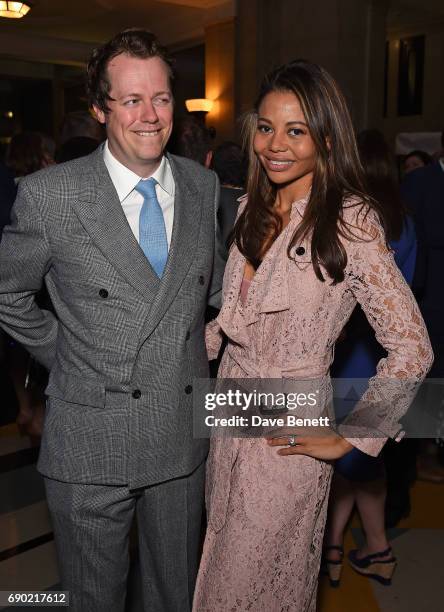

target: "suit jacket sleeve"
[0,178,58,370]
[338,207,433,456]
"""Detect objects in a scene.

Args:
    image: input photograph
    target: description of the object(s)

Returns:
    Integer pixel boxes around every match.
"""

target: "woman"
[193,60,432,611]
[324,129,417,587]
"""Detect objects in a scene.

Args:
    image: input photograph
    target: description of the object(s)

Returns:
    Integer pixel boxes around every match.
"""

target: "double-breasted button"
[185,385,193,394]
[295,246,305,256]
[185,331,190,340]
[132,389,141,399]
[198,275,205,285]
[99,288,109,299]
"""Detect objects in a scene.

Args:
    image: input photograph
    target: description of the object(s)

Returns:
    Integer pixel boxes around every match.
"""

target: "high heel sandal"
[321,545,343,587]
[348,547,397,585]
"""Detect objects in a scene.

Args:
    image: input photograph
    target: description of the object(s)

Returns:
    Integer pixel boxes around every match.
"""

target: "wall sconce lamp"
[185,99,214,113]
[0,1,32,18]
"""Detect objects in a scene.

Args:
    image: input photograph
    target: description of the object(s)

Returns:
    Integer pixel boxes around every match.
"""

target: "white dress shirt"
[103,141,175,248]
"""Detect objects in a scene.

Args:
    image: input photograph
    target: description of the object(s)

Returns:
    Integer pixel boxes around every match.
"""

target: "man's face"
[94,54,173,177]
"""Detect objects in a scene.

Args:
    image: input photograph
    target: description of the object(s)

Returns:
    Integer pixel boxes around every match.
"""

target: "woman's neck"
[274,174,312,212]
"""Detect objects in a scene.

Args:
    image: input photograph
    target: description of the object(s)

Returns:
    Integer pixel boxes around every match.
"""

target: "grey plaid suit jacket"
[0,147,219,488]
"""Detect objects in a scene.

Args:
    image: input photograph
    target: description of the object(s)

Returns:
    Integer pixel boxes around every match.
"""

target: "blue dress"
[332,216,417,480]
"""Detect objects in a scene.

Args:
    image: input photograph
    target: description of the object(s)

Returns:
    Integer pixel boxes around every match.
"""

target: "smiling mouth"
[134,130,162,137]
[265,158,294,171]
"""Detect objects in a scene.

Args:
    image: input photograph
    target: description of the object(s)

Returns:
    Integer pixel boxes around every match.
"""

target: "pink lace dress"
[192,195,432,612]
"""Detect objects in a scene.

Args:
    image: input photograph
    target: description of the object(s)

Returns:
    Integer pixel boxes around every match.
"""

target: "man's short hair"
[59,111,104,144]
[86,28,173,113]
[212,141,247,188]
[168,116,213,166]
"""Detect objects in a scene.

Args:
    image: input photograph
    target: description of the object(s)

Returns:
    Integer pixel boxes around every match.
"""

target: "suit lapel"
[71,150,202,334]
[140,154,202,338]
[71,148,161,302]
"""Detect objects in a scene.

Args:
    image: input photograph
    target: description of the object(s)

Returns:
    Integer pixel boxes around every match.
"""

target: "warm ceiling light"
[185,98,214,113]
[0,1,32,18]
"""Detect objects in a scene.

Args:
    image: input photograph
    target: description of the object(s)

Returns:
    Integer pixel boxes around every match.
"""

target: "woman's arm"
[338,206,433,455]
[205,318,224,361]
[268,205,432,461]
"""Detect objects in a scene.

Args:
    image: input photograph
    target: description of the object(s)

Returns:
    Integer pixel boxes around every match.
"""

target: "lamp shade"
[0,2,31,18]
[185,98,214,113]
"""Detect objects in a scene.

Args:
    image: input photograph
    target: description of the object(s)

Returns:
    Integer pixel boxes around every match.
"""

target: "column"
[235,0,388,131]
[205,18,236,142]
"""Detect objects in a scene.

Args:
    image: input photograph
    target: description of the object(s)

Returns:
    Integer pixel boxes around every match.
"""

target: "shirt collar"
[103,140,174,202]
[439,158,444,173]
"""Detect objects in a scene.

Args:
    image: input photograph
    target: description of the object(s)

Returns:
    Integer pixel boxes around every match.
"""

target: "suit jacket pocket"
[46,368,105,408]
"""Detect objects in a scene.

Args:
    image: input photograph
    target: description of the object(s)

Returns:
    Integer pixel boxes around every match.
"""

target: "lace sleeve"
[339,206,433,456]
[206,318,223,361]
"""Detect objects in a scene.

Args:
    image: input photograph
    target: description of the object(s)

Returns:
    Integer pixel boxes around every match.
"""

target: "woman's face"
[253,90,317,191]
[404,154,425,174]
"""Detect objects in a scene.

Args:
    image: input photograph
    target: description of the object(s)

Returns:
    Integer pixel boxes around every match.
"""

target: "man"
[0,29,219,611]
[401,132,444,381]
[211,142,247,310]
[56,110,104,162]
[401,130,444,482]
[168,114,214,168]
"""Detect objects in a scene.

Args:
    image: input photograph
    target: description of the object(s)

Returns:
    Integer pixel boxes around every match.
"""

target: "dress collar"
[290,191,310,220]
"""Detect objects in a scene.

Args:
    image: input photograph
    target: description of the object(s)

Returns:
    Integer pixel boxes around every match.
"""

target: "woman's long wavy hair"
[234,60,379,284]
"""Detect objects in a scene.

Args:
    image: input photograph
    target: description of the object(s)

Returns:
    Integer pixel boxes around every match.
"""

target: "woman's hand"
[266,430,353,460]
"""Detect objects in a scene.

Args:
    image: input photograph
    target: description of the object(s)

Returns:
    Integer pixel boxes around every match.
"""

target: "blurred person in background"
[56,136,101,163]
[401,130,444,481]
[403,149,433,175]
[211,141,247,277]
[324,129,417,587]
[167,113,214,270]
[0,161,17,237]
[168,114,213,167]
[56,110,104,162]
[4,132,55,436]
[6,131,55,181]
[207,141,247,318]
[4,132,55,437]
[0,162,17,376]
[206,141,248,372]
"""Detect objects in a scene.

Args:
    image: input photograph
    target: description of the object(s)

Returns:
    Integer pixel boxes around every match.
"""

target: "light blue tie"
[135,178,168,278]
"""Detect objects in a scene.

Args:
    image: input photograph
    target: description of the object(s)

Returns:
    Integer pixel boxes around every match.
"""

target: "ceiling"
[0,0,235,65]
[388,0,444,31]
[0,0,443,67]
